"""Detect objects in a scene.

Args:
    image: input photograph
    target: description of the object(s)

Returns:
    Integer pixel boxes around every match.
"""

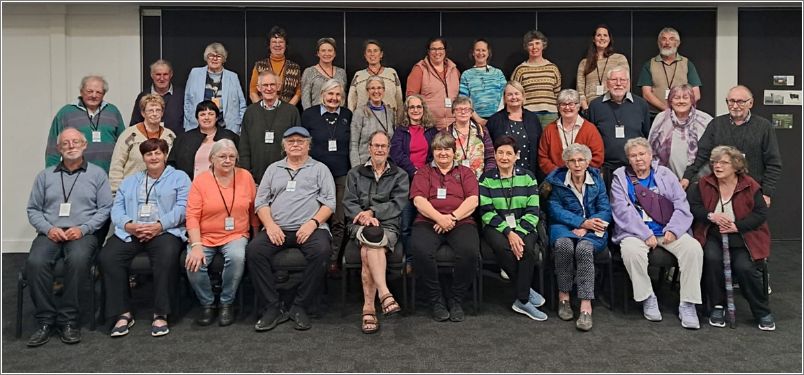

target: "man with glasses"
[682,85,782,207]
[239,70,301,183]
[129,59,185,135]
[25,128,113,347]
[587,66,652,188]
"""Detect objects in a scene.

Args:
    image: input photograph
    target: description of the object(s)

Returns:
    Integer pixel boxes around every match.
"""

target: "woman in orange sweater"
[538,89,605,176]
[185,139,258,327]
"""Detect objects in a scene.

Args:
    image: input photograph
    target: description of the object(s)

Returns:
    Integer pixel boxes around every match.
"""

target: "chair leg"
[401,267,408,313]
[16,274,24,339]
[340,267,348,317]
[472,273,479,315]
[607,261,615,311]
[410,274,416,314]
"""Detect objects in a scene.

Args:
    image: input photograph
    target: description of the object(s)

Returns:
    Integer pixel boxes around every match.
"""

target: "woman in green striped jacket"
[478,135,547,321]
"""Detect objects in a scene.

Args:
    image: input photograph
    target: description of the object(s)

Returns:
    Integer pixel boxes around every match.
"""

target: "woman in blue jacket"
[544,143,611,331]
[184,42,247,134]
[99,138,191,338]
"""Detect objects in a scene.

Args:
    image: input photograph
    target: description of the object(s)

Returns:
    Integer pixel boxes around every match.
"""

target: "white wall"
[1,4,140,252]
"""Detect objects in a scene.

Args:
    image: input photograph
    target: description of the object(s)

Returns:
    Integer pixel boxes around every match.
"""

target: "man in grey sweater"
[682,85,782,207]
[25,128,113,347]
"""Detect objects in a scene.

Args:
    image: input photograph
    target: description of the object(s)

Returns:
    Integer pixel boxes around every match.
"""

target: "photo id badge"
[444,97,452,108]
[641,209,653,222]
[224,216,235,231]
[436,188,447,200]
[264,131,275,144]
[461,159,471,168]
[59,203,71,217]
[138,203,153,219]
[91,131,101,143]
[505,214,517,229]
[615,125,625,139]
[664,89,671,100]
[286,180,297,192]
[328,139,337,152]
[595,85,605,96]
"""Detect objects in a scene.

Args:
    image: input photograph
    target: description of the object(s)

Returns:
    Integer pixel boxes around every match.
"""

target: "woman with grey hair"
[538,88,605,176]
[184,42,247,134]
[445,95,494,178]
[301,37,347,109]
[185,138,258,327]
[350,76,397,167]
[301,79,353,276]
[543,143,611,331]
[688,145,774,331]
[610,137,703,330]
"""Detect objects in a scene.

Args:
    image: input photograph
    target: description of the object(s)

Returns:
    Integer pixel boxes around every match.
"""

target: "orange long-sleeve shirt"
[186,168,258,247]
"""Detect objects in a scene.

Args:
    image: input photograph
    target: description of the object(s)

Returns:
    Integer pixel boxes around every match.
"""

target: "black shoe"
[255,306,289,332]
[219,304,235,326]
[448,299,465,322]
[288,305,312,331]
[26,324,53,347]
[59,324,81,344]
[432,302,450,322]
[195,305,217,326]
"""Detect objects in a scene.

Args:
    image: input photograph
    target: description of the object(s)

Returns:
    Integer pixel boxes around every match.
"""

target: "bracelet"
[310,218,321,227]
[190,242,202,248]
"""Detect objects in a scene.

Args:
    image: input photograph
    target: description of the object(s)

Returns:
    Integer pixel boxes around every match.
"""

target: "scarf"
[648,108,701,168]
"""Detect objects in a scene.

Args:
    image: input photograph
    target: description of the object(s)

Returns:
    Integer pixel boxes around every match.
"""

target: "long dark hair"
[583,24,617,76]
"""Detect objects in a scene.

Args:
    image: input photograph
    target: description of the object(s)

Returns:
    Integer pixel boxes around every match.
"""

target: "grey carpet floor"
[2,241,801,373]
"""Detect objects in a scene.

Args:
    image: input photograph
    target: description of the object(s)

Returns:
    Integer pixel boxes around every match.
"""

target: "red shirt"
[410,163,478,226]
[408,125,428,169]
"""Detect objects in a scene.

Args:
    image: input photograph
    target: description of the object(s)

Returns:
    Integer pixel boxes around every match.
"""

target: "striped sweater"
[478,167,541,236]
[46,99,126,173]
[510,61,562,113]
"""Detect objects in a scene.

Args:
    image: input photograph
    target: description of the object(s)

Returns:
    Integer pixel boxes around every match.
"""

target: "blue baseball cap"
[283,126,311,138]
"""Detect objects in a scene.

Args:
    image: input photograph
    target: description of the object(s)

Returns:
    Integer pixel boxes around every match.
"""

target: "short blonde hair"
[319,79,343,104]
[138,93,165,112]
[711,145,748,175]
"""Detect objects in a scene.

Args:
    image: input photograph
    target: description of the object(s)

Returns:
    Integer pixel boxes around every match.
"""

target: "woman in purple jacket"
[610,137,703,330]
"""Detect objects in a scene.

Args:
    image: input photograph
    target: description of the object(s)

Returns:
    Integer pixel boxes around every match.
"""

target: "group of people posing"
[26,24,781,348]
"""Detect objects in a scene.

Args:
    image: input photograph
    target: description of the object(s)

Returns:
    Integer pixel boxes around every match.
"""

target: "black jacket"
[167,127,239,180]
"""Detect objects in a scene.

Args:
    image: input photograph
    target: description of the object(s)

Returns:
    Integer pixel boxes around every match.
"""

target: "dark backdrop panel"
[739,8,802,239]
[141,14,161,91]
[537,10,632,93]
[245,9,345,97]
[344,11,440,95]
[632,9,717,115]
[161,9,247,96]
[441,11,536,78]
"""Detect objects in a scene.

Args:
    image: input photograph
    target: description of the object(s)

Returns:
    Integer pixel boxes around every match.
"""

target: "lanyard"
[144,174,160,204]
[453,126,471,162]
[607,101,624,126]
[426,58,450,97]
[501,174,514,210]
[369,105,389,132]
[559,119,576,149]
[595,57,610,86]
[60,170,81,203]
[662,61,679,90]
[285,167,301,181]
[213,169,236,217]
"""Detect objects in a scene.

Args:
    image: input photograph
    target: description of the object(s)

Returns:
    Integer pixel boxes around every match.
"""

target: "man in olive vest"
[637,27,702,121]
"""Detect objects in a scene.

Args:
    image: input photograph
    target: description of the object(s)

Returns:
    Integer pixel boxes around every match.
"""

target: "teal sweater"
[478,167,541,236]
[46,99,126,173]
[459,66,506,118]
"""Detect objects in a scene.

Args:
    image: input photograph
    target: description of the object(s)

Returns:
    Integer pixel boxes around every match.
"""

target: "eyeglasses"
[59,140,86,148]
[566,158,588,165]
[207,54,224,60]
[559,102,578,108]
[216,154,237,161]
[725,98,752,106]
[144,108,163,114]
[258,83,277,89]
[429,47,446,52]
[454,107,473,114]
[408,105,424,110]
[710,159,732,166]
[285,139,308,145]
[607,78,629,83]
[370,144,389,149]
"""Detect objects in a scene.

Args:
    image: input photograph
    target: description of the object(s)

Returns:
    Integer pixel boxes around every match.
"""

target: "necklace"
[367,65,382,76]
[318,63,334,79]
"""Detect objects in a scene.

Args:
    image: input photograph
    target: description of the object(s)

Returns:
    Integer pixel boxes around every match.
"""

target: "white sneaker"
[642,294,662,322]
[678,302,700,329]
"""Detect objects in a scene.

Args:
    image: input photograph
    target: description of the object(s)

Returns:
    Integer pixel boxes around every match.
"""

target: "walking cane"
[721,234,737,328]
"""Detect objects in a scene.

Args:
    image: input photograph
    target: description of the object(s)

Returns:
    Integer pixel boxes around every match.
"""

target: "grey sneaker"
[576,311,593,331]
[558,300,574,321]
[678,302,700,329]
[528,288,546,307]
[512,300,547,321]
[708,305,726,328]
[758,314,776,331]
[642,294,662,322]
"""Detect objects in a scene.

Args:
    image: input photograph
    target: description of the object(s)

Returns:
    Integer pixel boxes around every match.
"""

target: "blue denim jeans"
[186,237,247,306]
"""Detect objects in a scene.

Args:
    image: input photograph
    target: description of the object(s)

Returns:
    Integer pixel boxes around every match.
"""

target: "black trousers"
[410,222,479,304]
[26,234,97,326]
[98,234,182,319]
[703,236,771,320]
[246,229,332,311]
[483,227,536,302]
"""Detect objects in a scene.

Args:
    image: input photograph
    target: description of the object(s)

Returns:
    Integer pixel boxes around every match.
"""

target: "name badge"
[444,97,452,108]
[615,125,625,139]
[594,230,605,237]
[286,180,297,192]
[505,214,517,229]
[139,203,153,217]
[461,160,471,168]
[595,85,605,96]
[92,131,101,143]
[264,131,275,144]
[642,209,653,222]
[328,139,337,152]
[664,89,671,100]
[59,203,71,217]
[436,188,447,200]
[224,216,235,231]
